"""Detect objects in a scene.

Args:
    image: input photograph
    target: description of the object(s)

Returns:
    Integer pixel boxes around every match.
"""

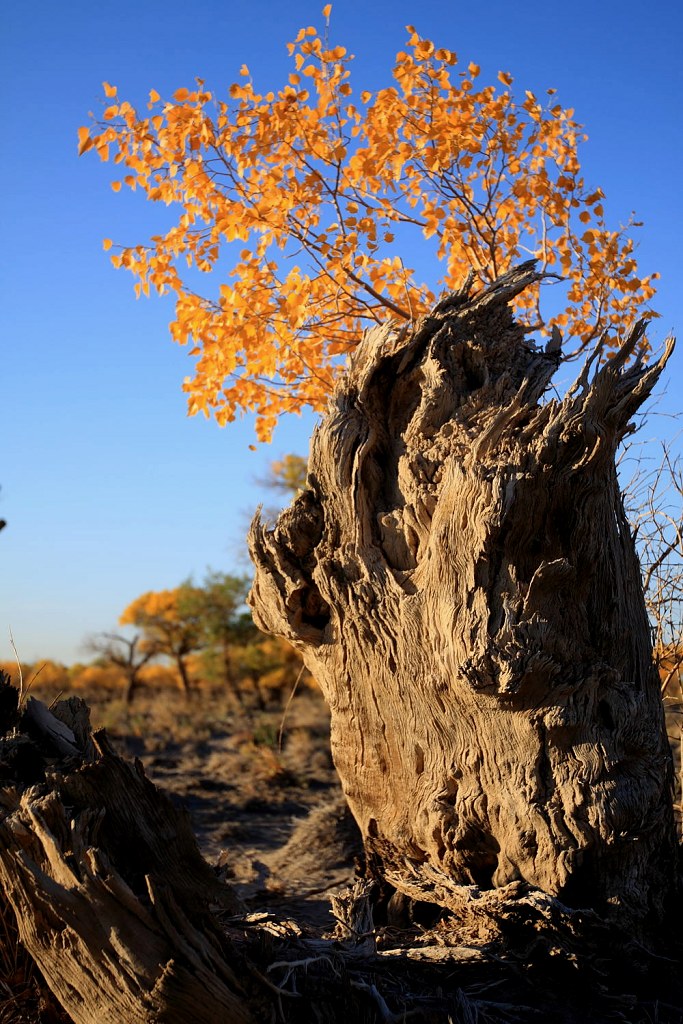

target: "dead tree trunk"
[0,686,260,1024]
[249,262,678,937]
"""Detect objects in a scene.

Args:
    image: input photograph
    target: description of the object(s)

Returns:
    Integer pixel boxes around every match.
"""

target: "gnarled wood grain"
[0,687,257,1024]
[249,262,678,936]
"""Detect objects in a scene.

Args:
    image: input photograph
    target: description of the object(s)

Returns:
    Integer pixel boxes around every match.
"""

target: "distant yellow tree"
[237,634,314,708]
[182,572,252,706]
[120,586,204,695]
[262,454,308,497]
[80,10,657,439]
[84,632,160,703]
[70,663,127,693]
[138,663,183,690]
[0,661,27,689]
[24,660,70,692]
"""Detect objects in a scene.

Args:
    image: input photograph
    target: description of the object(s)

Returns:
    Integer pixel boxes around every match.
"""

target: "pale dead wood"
[0,685,258,1024]
[249,260,679,938]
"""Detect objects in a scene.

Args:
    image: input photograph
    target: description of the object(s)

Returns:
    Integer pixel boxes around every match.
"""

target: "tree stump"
[249,262,678,938]
[0,684,259,1024]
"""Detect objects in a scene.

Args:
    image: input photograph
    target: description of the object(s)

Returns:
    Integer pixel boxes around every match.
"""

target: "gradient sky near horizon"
[2,0,682,666]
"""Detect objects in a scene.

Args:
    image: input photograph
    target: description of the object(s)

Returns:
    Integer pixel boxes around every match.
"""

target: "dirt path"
[99,689,362,930]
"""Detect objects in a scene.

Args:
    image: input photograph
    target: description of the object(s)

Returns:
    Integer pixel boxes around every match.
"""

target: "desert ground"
[74,685,362,929]
[2,678,682,1023]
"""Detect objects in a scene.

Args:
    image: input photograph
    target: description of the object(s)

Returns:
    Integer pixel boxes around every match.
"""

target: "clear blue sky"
[2,0,681,665]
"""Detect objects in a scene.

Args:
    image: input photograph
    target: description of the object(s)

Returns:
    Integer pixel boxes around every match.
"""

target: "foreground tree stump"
[0,685,259,1024]
[249,262,679,938]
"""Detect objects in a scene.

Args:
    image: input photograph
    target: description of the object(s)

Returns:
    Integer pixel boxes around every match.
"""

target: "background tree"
[256,453,310,529]
[260,455,308,498]
[120,584,205,695]
[622,441,683,690]
[80,16,658,439]
[84,631,159,704]
[114,573,308,705]
[184,571,252,705]
[236,633,313,709]
[69,662,131,692]
[622,439,683,835]
[0,660,69,693]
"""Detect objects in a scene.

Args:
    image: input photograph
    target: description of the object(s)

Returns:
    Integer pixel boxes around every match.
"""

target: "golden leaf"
[77,126,93,156]
[83,22,658,442]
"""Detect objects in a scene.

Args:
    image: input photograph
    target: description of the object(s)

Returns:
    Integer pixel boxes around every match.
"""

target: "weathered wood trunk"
[0,685,259,1024]
[249,262,678,936]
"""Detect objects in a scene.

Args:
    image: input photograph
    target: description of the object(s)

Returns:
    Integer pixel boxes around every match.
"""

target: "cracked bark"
[0,692,258,1024]
[249,261,678,936]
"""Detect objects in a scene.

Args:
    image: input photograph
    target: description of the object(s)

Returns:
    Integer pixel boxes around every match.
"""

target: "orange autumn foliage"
[119,588,203,656]
[70,663,129,692]
[80,11,658,440]
[0,660,70,691]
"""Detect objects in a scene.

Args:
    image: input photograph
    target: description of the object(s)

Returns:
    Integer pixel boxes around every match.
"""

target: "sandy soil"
[88,686,363,930]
